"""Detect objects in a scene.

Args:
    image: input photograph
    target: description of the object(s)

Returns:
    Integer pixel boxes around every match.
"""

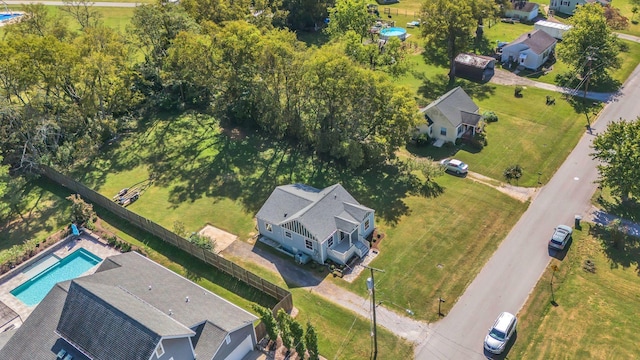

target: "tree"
[305,321,319,360]
[420,0,476,84]
[253,305,279,348]
[503,164,523,184]
[289,319,306,358]
[407,156,444,183]
[0,156,10,218]
[556,4,622,86]
[61,0,101,30]
[276,309,293,351]
[591,118,640,202]
[325,0,374,40]
[188,233,215,251]
[67,194,95,224]
[603,5,629,30]
[283,0,332,31]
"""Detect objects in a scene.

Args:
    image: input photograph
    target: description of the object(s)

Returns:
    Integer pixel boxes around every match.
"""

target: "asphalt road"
[416,62,640,359]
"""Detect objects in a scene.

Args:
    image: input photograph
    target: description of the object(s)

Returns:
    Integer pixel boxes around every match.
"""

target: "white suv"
[484,312,517,354]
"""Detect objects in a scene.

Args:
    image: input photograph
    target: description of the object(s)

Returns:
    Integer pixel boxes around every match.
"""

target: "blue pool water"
[380,27,407,37]
[0,14,21,22]
[11,249,102,306]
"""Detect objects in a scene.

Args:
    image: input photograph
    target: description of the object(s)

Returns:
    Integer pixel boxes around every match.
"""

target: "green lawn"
[1,6,135,33]
[342,177,527,322]
[70,113,529,325]
[510,224,640,359]
[403,83,591,187]
[0,178,72,264]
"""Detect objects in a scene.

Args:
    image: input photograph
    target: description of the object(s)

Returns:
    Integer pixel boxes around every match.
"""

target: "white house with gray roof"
[0,252,258,360]
[256,184,374,265]
[501,29,557,70]
[416,86,483,146]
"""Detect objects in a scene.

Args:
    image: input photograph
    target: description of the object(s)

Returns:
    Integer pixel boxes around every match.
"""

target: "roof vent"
[527,33,531,38]
[148,285,152,291]
[185,296,190,302]
[284,213,287,217]
[334,195,337,199]
[168,309,173,316]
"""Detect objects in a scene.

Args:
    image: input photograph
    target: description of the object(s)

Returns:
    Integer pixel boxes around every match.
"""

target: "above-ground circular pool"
[380,27,407,41]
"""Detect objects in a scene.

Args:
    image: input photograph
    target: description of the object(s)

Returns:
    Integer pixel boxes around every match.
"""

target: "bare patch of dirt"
[198,224,238,254]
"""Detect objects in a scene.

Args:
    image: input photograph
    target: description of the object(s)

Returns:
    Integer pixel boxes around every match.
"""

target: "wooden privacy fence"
[40,165,293,334]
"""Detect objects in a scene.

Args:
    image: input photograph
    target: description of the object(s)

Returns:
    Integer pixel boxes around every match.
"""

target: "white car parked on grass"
[440,158,469,175]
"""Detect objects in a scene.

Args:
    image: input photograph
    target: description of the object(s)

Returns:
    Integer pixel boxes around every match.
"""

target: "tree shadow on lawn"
[588,223,640,275]
[0,178,71,250]
[596,196,640,223]
[417,74,496,104]
[141,121,429,225]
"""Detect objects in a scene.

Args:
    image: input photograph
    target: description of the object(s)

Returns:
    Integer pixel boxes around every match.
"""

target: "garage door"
[224,335,253,360]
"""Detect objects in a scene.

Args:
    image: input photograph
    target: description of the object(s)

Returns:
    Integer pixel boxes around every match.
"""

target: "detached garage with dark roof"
[454,53,496,82]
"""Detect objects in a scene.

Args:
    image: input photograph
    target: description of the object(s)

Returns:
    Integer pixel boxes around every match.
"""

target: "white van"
[484,312,517,354]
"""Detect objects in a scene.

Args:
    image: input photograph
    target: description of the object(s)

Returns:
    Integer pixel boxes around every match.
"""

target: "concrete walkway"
[489,68,617,102]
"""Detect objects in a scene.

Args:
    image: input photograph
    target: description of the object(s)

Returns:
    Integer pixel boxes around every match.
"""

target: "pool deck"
[0,231,120,331]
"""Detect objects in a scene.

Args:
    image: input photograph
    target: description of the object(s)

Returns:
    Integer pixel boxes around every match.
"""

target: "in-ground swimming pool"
[10,248,102,306]
[0,13,22,22]
[379,27,408,41]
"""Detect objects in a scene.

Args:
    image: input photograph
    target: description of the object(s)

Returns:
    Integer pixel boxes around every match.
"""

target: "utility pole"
[364,265,385,360]
[584,49,596,133]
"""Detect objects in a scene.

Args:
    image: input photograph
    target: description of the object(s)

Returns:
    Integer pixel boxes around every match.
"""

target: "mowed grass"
[510,225,640,359]
[82,188,414,359]
[1,6,135,34]
[342,177,527,322]
[0,178,72,264]
[72,113,528,325]
[404,83,589,186]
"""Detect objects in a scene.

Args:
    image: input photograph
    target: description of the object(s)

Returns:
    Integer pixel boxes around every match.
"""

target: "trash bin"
[574,215,582,228]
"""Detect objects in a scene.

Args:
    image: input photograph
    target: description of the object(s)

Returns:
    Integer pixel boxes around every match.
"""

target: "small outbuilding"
[505,1,540,22]
[454,53,496,82]
[534,20,572,40]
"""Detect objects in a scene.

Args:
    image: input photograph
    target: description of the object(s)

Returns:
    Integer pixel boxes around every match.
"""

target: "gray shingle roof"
[256,184,373,242]
[460,111,482,126]
[56,280,198,360]
[191,321,228,360]
[0,252,257,360]
[509,29,556,55]
[420,87,479,127]
[454,53,495,69]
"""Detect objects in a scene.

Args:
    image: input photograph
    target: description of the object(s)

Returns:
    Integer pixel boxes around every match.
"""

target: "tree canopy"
[325,0,373,40]
[0,3,421,173]
[557,3,622,86]
[420,0,477,84]
[591,118,640,202]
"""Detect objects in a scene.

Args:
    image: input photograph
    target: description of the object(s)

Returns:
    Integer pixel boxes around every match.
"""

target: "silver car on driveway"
[549,224,573,251]
[440,158,468,174]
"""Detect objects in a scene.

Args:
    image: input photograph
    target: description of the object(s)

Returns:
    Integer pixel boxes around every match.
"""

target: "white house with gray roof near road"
[256,184,374,266]
[501,29,557,70]
[0,252,258,360]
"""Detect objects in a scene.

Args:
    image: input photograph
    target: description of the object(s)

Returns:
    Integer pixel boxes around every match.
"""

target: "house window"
[340,231,346,241]
[225,334,231,344]
[364,219,370,231]
[156,342,165,357]
[328,237,334,247]
[440,127,447,136]
[265,223,272,232]
[457,126,463,135]
[305,239,313,250]
[285,231,292,239]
